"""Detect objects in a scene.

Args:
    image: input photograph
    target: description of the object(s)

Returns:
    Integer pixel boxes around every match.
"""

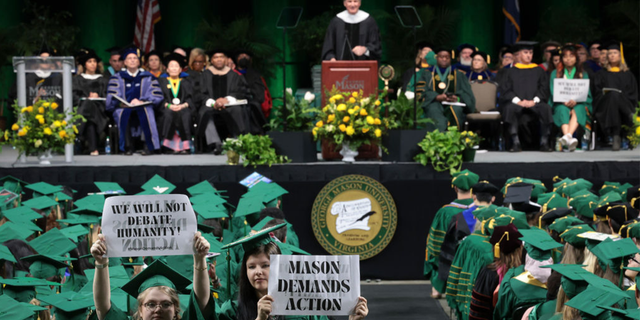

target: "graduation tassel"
[487,55,491,65]
[494,231,509,258]
[620,42,625,66]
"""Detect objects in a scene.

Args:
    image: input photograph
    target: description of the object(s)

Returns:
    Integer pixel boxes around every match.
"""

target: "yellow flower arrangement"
[327,114,335,122]
[626,108,640,149]
[343,116,350,123]
[11,123,19,131]
[43,128,52,135]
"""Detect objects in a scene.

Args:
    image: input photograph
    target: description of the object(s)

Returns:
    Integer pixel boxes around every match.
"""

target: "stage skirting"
[2,161,638,280]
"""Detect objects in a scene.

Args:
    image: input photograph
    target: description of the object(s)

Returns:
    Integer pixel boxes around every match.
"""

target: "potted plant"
[414,126,468,174]
[267,89,319,162]
[314,88,389,162]
[382,89,433,162]
[623,106,640,150]
[461,130,482,162]
[4,99,84,164]
[223,134,290,167]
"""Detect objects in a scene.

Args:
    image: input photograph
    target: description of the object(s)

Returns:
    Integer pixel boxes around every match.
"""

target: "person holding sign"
[90,232,214,320]
[157,53,195,154]
[593,42,638,151]
[218,223,369,320]
[549,45,592,152]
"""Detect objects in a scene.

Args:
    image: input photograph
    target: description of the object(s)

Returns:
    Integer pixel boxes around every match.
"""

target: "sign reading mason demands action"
[268,255,360,316]
[102,195,197,257]
[553,78,590,103]
[311,175,397,260]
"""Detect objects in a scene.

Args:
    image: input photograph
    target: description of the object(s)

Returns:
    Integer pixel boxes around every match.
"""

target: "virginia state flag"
[503,0,521,44]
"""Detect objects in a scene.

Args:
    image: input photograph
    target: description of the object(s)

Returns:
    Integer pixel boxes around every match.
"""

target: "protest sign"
[101,195,197,257]
[553,78,590,102]
[268,255,360,316]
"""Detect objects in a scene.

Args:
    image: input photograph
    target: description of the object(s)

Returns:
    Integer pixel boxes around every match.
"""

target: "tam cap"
[548,215,584,234]
[456,43,477,53]
[470,51,490,64]
[515,41,538,51]
[489,223,522,258]
[600,181,632,196]
[537,192,568,214]
[538,207,574,229]
[596,202,639,226]
[163,52,187,69]
[619,219,640,239]
[451,169,479,191]
[519,229,563,261]
[471,181,499,196]
[625,185,640,209]
[119,46,141,61]
[559,224,594,247]
[121,259,191,298]
[221,223,286,251]
[502,178,547,201]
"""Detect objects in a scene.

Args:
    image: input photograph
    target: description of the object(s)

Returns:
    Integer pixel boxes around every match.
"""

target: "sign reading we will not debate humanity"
[102,195,197,257]
[268,255,360,316]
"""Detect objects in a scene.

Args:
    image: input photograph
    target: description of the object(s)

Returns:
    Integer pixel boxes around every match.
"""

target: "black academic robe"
[185,68,204,108]
[321,15,382,61]
[157,76,195,142]
[238,68,268,126]
[468,70,495,82]
[72,74,110,150]
[593,69,638,135]
[10,73,63,106]
[469,266,500,320]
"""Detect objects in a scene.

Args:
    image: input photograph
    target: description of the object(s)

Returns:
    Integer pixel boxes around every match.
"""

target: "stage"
[1,148,638,280]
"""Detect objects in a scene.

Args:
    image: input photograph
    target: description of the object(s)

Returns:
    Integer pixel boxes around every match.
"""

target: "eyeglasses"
[143,302,174,311]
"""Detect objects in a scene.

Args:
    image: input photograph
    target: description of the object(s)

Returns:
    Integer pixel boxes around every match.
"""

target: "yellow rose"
[636,117,640,123]
[346,126,355,136]
[20,107,28,113]
[34,139,42,148]
[312,127,319,136]
[375,100,381,106]
[465,138,471,144]
[362,128,370,133]
[636,126,640,135]
[316,121,324,128]
[374,118,382,125]
[26,106,33,113]
[35,114,43,119]
[339,124,347,132]
[51,102,59,110]
[349,97,356,104]
[4,130,8,140]
[42,102,50,107]
[337,104,347,111]
[323,106,330,112]
[327,114,335,122]
[374,129,382,137]
[333,95,343,101]
[72,125,78,134]
[38,107,45,114]
[348,109,355,115]
[61,120,67,126]
[353,106,359,112]
[329,98,336,104]
[38,118,45,124]
[17,130,26,137]
[366,116,374,125]
[43,128,52,135]
[343,116,350,123]
[11,123,19,131]
[360,109,368,116]
[23,126,29,133]
[352,92,358,98]
[59,130,67,139]
[53,121,61,128]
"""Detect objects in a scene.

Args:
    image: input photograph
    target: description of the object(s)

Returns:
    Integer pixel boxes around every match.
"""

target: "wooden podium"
[321,60,378,106]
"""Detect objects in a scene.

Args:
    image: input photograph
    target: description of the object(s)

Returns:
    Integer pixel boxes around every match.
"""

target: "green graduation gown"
[549,70,593,130]
[493,266,548,320]
[218,299,330,320]
[94,291,216,320]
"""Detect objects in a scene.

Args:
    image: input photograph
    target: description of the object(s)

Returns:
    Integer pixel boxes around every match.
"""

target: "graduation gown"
[469,266,500,320]
[9,72,63,106]
[493,266,547,320]
[468,70,495,82]
[217,299,330,320]
[96,290,216,320]
[408,66,476,132]
[424,198,474,293]
[157,74,195,149]
[592,68,638,135]
[549,70,593,130]
[498,64,553,137]
[321,10,382,61]
[72,74,110,148]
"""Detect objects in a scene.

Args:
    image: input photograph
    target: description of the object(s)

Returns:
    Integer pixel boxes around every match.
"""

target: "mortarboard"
[140,174,176,194]
[598,305,640,320]
[28,228,77,257]
[245,181,289,206]
[0,243,17,262]
[38,291,95,320]
[450,169,479,191]
[502,177,547,201]
[565,284,627,319]
[590,238,640,273]
[234,196,266,219]
[25,181,62,197]
[59,224,89,242]
[190,193,226,207]
[0,175,29,193]
[0,294,44,319]
[193,203,228,219]
[222,223,286,252]
[2,206,42,232]
[21,254,72,279]
[94,182,126,195]
[121,259,191,298]
[0,277,61,302]
[0,221,34,242]
[276,241,310,255]
[519,229,563,261]
[187,181,218,196]
[22,195,58,210]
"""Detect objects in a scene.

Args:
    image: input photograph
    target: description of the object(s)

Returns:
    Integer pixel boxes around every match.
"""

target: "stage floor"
[0,148,637,167]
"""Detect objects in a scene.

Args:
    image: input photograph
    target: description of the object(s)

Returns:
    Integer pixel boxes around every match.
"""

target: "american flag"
[134,0,161,53]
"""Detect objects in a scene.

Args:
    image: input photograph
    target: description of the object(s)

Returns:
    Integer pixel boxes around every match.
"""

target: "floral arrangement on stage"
[414,126,479,174]
[387,89,432,130]
[4,99,84,159]
[268,88,320,132]
[313,88,389,152]
[222,134,290,167]
[625,106,640,149]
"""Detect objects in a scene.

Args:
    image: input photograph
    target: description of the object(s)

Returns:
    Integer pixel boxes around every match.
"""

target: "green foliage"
[197,17,280,79]
[222,134,290,167]
[624,105,640,149]
[387,92,432,130]
[414,126,467,174]
[268,90,320,132]
[13,1,79,56]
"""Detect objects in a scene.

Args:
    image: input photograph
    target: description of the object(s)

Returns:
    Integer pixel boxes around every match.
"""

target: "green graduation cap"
[600,182,628,196]
[276,241,310,255]
[0,175,29,193]
[502,177,547,201]
[568,190,599,219]
[234,196,266,218]
[562,179,593,197]
[252,216,274,232]
[0,243,17,262]
[565,284,627,319]
[25,181,62,197]
[577,231,618,251]
[598,305,640,320]
[0,221,34,243]
[541,264,591,299]
[222,222,287,251]
[559,224,594,247]
[537,192,568,213]
[21,254,73,279]
[53,191,73,202]
[0,277,61,303]
[94,181,126,195]
[38,291,95,320]
[70,194,105,215]
[140,174,176,194]
[538,207,574,229]
[187,181,218,196]
[450,169,479,191]
[597,191,623,209]
[619,220,640,239]
[519,229,563,261]
[121,259,191,298]
[245,181,289,206]
[193,203,228,219]
[2,207,42,232]
[59,225,89,242]
[22,196,58,210]
[590,238,640,273]
[548,215,583,234]
[58,213,101,227]
[190,192,227,207]
[29,228,77,257]
[0,294,42,320]
[84,265,131,290]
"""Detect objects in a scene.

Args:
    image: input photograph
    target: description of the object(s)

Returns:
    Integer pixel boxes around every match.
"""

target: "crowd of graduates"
[0,175,369,320]
[424,170,640,320]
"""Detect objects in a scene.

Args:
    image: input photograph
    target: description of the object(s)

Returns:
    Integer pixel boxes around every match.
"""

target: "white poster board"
[101,195,197,258]
[553,78,590,103]
[268,255,360,316]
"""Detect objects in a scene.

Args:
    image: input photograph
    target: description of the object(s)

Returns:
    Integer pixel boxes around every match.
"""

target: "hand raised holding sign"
[349,297,369,320]
[193,231,210,259]
[257,295,275,320]
[90,234,108,265]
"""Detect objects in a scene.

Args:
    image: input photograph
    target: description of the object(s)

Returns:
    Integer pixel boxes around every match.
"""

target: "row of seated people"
[404,40,637,152]
[424,170,640,320]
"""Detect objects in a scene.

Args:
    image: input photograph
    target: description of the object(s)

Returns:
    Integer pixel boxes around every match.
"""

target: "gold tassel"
[494,243,500,258]
[620,42,625,65]
[452,50,455,59]
[487,55,491,64]
[552,176,562,182]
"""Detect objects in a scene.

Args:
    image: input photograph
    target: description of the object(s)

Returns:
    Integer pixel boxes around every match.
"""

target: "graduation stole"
[563,67,576,79]
[514,63,538,69]
[168,78,181,98]
[432,66,456,94]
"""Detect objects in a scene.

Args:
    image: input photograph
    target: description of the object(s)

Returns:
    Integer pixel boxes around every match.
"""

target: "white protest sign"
[330,199,373,234]
[553,78,590,103]
[268,255,360,316]
[101,195,197,258]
